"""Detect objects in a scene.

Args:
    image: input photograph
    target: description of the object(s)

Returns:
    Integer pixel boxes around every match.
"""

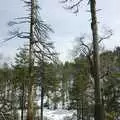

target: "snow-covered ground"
[18,109,77,120]
[43,109,76,120]
[18,108,95,120]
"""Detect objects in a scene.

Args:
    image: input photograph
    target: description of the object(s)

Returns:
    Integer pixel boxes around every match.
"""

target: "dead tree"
[72,33,112,120]
[60,0,112,119]
[5,0,57,119]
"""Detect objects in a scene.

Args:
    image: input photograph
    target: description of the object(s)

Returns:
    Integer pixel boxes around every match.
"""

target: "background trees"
[0,0,120,120]
[0,44,120,120]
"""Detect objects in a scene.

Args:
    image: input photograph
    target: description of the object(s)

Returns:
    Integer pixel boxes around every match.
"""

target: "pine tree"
[13,45,29,120]
[8,0,57,119]
[69,57,89,120]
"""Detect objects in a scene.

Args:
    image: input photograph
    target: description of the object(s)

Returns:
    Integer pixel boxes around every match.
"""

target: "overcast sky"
[0,0,120,62]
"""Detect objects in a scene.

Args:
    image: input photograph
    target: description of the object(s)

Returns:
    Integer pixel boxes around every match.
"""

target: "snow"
[43,109,76,120]
[17,108,76,120]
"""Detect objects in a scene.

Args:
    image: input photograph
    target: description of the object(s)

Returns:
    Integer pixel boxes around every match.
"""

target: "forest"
[0,0,120,120]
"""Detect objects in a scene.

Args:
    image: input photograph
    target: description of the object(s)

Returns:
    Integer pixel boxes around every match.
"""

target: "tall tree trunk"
[27,0,35,120]
[81,95,84,120]
[40,87,44,120]
[61,77,65,109]
[40,53,45,120]
[21,83,24,120]
[27,85,34,120]
[90,0,104,120]
[47,94,50,109]
[77,100,81,120]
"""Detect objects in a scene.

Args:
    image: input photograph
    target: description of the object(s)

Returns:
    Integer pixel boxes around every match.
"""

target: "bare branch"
[60,0,85,13]
[99,29,113,43]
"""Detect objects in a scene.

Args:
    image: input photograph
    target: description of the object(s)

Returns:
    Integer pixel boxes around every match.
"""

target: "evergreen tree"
[13,45,29,120]
[69,57,89,120]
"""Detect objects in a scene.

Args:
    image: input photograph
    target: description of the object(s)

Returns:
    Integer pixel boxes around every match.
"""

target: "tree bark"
[40,53,45,120]
[81,96,84,120]
[41,87,44,120]
[27,0,35,120]
[61,77,65,109]
[90,0,104,120]
[77,100,81,120]
[21,83,24,120]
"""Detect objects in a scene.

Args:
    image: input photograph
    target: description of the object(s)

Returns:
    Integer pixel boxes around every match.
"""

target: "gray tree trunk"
[77,100,81,120]
[27,0,34,120]
[41,87,44,120]
[40,53,45,120]
[90,0,104,120]
[81,96,84,120]
[21,84,24,120]
[61,77,65,109]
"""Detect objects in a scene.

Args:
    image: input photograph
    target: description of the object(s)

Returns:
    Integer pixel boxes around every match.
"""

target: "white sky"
[0,0,120,62]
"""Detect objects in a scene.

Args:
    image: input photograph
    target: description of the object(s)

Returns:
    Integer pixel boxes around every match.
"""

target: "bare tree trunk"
[21,83,24,120]
[40,87,44,120]
[40,53,45,120]
[27,85,34,120]
[77,100,81,120]
[90,0,104,120]
[81,96,84,120]
[27,0,34,120]
[61,77,65,109]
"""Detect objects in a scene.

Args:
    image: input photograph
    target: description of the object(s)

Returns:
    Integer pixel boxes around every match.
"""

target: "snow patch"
[44,109,76,120]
